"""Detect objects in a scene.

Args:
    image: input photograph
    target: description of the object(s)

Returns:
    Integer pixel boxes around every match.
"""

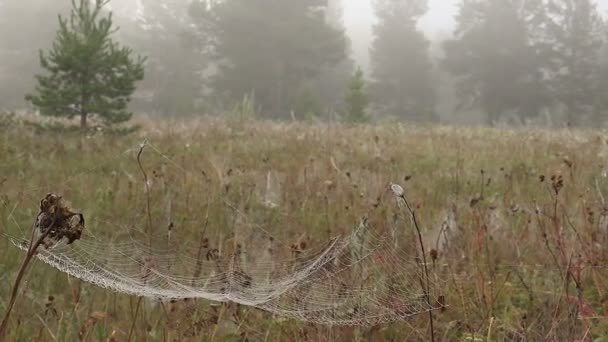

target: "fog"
[344,0,608,68]
[2,0,608,126]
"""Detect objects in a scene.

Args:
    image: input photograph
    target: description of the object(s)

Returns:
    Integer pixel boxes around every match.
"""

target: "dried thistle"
[550,174,564,195]
[290,236,308,260]
[44,295,58,317]
[1,193,84,339]
[36,193,85,246]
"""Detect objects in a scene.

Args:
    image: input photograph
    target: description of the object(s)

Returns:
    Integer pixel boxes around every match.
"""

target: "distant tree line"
[1,0,608,126]
[443,0,607,125]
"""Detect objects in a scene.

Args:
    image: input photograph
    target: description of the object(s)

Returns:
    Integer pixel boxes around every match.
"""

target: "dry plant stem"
[127,296,143,342]
[137,142,153,237]
[0,222,54,340]
[133,142,150,341]
[157,301,169,340]
[400,196,435,342]
[193,202,211,282]
[210,303,228,341]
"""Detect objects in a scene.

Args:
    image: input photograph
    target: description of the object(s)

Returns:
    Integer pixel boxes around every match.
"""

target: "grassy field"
[1,117,608,341]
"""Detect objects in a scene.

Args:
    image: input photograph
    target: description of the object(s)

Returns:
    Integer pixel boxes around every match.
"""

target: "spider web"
[1,140,444,326]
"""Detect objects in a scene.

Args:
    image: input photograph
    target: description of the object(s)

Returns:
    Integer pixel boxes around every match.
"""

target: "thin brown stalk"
[127,296,143,342]
[0,220,54,340]
[136,141,153,237]
[400,195,435,342]
[132,141,151,341]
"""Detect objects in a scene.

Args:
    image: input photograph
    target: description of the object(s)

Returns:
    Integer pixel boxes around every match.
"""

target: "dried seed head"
[205,248,219,261]
[469,197,480,207]
[36,193,85,245]
[550,174,564,194]
[390,183,404,197]
[430,249,438,261]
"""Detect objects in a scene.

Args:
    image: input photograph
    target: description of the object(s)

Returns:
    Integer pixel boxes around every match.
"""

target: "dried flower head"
[550,174,564,194]
[430,249,438,261]
[390,183,405,197]
[35,193,85,245]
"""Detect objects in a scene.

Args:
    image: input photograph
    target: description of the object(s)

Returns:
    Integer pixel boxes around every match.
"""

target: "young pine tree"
[343,67,369,122]
[26,0,146,130]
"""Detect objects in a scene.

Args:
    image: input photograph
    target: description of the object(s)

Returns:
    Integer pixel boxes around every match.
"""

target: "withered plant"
[0,193,84,339]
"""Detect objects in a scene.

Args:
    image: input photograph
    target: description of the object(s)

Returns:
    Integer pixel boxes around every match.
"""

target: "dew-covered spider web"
[1,139,445,326]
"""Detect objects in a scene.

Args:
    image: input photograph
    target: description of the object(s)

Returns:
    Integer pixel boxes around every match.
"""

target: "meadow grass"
[1,118,608,341]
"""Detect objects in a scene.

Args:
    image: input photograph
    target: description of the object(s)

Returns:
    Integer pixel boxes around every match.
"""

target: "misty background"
[2,0,608,125]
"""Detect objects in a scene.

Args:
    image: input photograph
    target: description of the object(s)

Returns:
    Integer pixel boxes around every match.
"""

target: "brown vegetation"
[1,118,608,340]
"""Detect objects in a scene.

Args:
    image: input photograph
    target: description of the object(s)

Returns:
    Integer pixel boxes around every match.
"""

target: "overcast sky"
[343,0,608,69]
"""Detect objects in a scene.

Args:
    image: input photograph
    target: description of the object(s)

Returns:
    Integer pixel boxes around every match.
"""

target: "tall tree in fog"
[26,0,145,129]
[369,0,436,121]
[308,0,355,115]
[0,0,72,109]
[598,28,608,121]
[443,0,548,124]
[205,0,347,118]
[120,0,211,116]
[542,0,605,124]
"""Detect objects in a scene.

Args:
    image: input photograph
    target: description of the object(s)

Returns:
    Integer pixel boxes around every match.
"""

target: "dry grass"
[1,117,608,341]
